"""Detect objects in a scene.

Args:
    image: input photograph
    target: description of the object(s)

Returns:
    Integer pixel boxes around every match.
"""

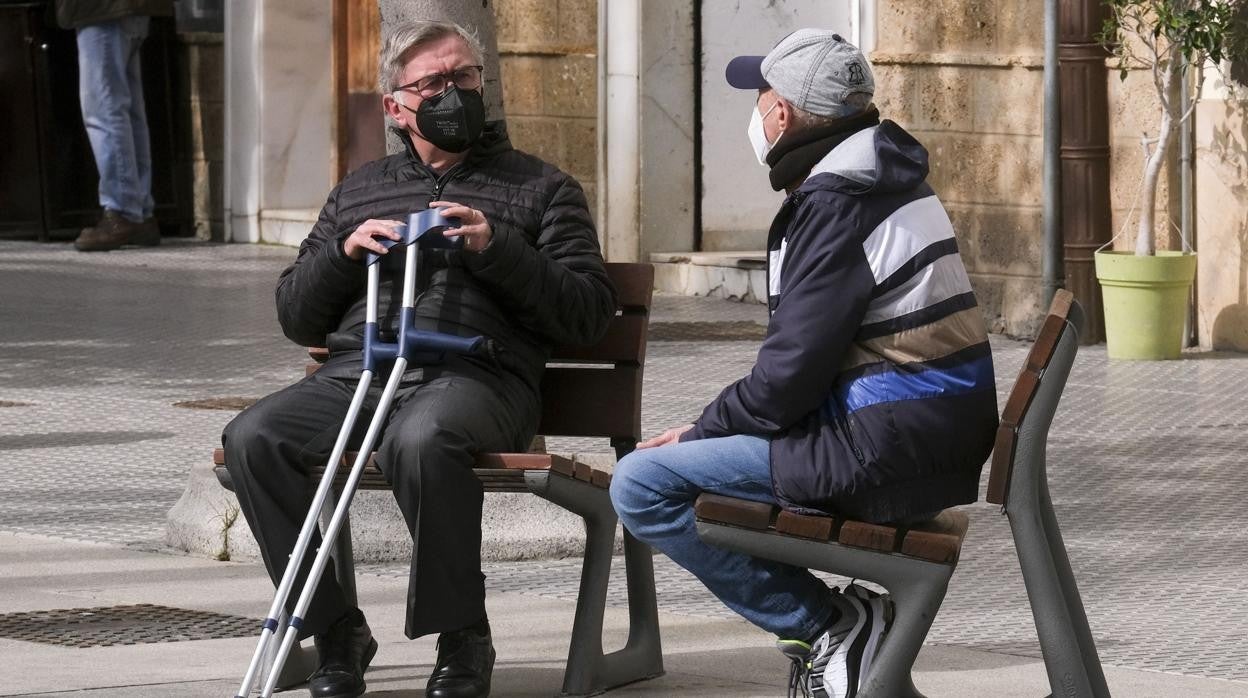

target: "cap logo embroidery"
[846,62,866,86]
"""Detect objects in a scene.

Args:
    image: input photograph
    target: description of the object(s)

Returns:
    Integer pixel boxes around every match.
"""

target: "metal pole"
[1180,64,1197,345]
[1043,0,1063,308]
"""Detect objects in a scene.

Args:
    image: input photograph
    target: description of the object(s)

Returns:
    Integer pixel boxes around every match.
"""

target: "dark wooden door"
[334,0,385,180]
[0,6,191,240]
[0,5,53,238]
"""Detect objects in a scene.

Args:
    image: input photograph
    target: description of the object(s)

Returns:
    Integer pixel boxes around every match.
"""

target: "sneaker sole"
[846,587,890,689]
[822,593,868,698]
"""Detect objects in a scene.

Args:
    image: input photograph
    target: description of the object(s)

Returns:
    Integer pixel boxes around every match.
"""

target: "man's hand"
[343,219,405,261]
[638,424,694,449]
[429,201,492,252]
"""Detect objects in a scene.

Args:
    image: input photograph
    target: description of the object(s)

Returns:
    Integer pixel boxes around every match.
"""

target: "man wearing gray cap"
[610,29,997,697]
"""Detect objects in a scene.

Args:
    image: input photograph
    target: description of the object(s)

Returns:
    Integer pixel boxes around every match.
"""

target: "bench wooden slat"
[213,462,533,494]
[985,425,1018,505]
[605,262,656,310]
[538,366,641,439]
[838,519,903,554]
[573,461,593,482]
[1027,295,1071,372]
[774,510,839,541]
[551,313,648,364]
[212,449,597,490]
[985,288,1076,506]
[898,510,970,564]
[694,493,969,564]
[999,367,1040,428]
[476,452,574,472]
[694,493,777,531]
[590,469,612,489]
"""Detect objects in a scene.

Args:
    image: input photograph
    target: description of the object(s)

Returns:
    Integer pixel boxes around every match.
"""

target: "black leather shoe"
[309,608,377,698]
[426,620,496,698]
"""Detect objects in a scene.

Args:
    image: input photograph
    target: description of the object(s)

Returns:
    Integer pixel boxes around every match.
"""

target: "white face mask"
[747,99,782,167]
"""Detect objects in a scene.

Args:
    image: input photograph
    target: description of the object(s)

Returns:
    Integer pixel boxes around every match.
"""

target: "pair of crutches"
[235,210,483,697]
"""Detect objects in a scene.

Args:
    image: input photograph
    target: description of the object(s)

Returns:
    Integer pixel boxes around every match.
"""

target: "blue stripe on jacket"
[834,353,996,414]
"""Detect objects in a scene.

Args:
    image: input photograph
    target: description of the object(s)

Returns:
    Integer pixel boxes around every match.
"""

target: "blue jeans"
[610,434,835,640]
[77,17,154,223]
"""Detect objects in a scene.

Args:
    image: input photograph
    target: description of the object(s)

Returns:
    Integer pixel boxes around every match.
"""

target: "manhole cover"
[0,604,258,647]
[649,321,766,342]
[174,397,258,411]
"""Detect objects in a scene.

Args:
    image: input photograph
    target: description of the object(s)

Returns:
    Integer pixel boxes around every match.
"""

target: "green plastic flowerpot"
[1094,250,1196,360]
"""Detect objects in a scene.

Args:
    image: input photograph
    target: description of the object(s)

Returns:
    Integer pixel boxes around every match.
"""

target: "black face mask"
[402,86,485,154]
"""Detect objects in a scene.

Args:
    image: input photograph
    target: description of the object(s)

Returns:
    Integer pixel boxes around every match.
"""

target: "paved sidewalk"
[2,239,1247,696]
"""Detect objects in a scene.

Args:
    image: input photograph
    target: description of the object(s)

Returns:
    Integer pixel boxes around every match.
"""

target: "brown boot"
[74,210,159,251]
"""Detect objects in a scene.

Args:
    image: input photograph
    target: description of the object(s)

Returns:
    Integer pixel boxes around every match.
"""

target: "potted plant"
[1095,0,1246,359]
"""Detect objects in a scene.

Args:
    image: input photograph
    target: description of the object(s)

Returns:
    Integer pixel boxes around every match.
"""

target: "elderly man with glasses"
[221,20,615,698]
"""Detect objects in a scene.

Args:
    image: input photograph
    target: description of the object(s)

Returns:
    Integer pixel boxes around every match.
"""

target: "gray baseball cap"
[725,28,874,118]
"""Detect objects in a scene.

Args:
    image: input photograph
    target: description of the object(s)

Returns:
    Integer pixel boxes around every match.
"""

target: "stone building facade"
[202,0,1245,348]
[178,32,225,240]
[874,0,1246,349]
[872,1,1049,337]
[495,0,599,218]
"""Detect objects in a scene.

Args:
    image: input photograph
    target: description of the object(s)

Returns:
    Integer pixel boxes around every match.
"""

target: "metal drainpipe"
[596,0,608,250]
[1043,0,1063,308]
[1181,65,1197,345]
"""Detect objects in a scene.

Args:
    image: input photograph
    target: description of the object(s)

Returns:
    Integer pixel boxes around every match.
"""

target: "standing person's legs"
[222,371,376,638]
[119,16,154,221]
[373,368,536,639]
[76,20,144,222]
[610,435,836,641]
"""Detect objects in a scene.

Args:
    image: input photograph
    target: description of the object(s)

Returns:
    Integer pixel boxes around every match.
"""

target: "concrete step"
[651,251,768,305]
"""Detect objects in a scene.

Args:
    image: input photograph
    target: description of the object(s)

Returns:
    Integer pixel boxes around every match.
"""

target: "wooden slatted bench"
[694,289,1108,698]
[213,262,664,697]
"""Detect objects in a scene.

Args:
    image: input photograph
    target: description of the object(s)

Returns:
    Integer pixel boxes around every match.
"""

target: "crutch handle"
[404,327,484,355]
[365,209,462,266]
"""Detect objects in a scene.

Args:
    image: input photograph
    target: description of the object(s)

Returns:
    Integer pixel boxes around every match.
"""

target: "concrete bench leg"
[529,472,664,696]
[696,522,945,698]
[856,565,949,698]
[265,609,318,689]
[1008,487,1111,698]
[325,492,360,610]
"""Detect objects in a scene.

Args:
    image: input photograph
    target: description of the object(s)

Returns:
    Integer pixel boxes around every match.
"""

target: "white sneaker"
[845,584,891,687]
[776,585,891,698]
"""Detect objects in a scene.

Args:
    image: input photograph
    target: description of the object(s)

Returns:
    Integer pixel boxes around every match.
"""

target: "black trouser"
[223,363,536,639]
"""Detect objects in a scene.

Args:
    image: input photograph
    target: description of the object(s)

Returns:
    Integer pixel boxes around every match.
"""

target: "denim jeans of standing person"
[610,434,837,641]
[76,17,154,223]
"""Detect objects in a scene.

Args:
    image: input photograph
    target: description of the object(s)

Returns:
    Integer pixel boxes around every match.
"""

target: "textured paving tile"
[2,239,1247,683]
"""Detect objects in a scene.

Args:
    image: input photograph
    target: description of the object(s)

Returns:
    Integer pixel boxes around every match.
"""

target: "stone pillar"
[873,1,1048,338]
[224,0,333,244]
[1058,0,1111,343]
[495,0,601,222]
[178,32,225,241]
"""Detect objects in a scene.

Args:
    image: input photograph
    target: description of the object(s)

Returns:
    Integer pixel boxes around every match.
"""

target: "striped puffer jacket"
[683,121,999,523]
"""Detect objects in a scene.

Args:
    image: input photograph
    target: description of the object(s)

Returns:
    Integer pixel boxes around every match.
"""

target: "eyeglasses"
[395,65,484,99]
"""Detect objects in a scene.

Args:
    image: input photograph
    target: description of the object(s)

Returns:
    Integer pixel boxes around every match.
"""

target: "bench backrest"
[986,289,1082,506]
[536,262,654,443]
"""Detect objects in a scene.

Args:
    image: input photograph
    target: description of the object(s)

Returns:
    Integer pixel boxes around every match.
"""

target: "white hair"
[379,20,485,94]
[790,94,873,132]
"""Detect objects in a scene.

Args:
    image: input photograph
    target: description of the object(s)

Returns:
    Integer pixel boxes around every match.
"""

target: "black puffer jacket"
[275,123,616,393]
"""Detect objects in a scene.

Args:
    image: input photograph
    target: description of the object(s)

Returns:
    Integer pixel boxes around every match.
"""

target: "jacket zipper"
[430,164,466,203]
